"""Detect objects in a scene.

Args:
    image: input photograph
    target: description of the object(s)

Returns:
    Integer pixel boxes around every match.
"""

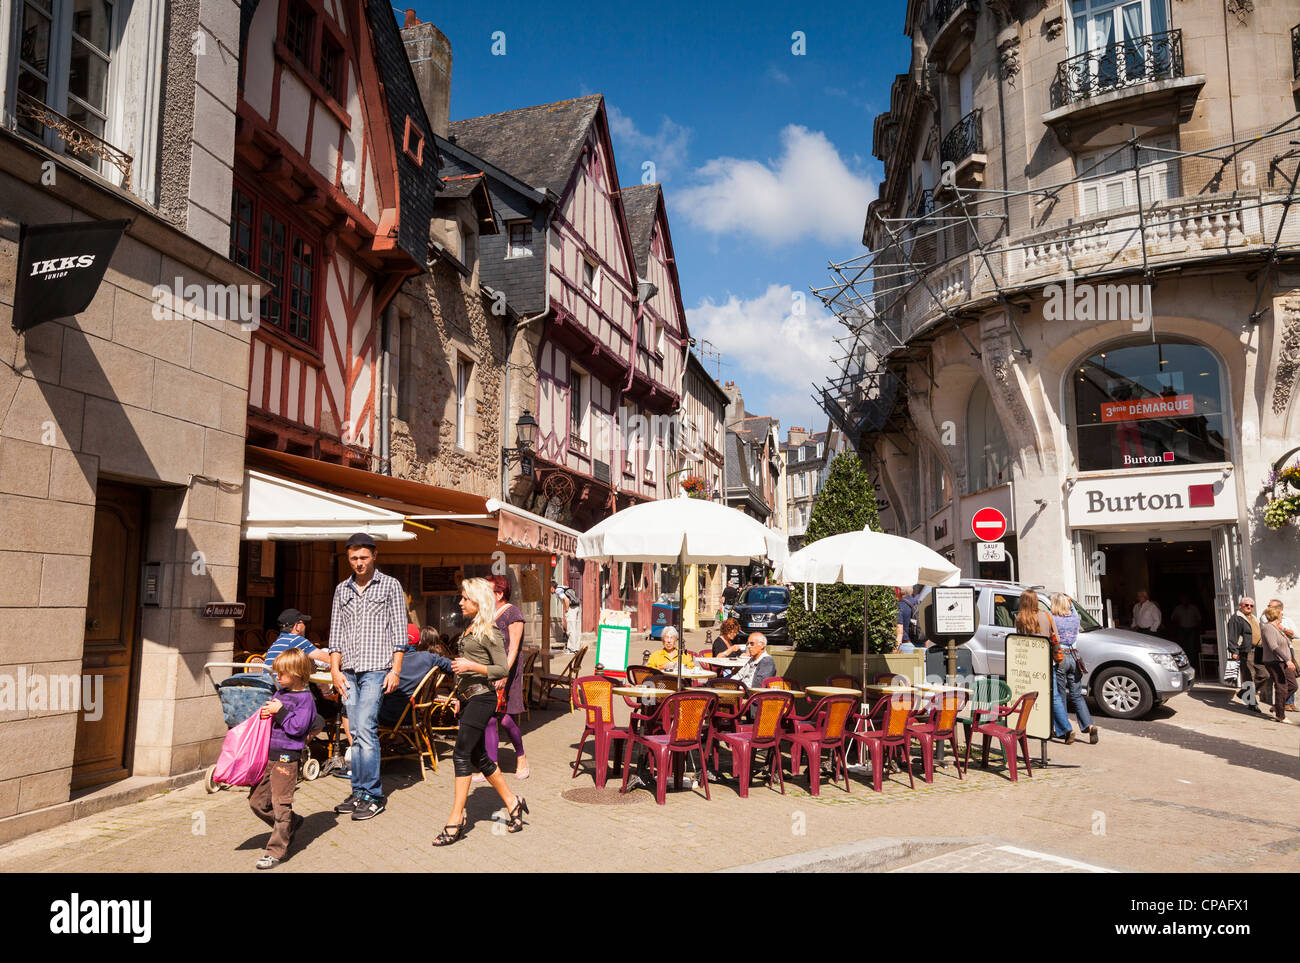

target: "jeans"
[1051,664,1070,737]
[1059,651,1094,730]
[342,669,386,800]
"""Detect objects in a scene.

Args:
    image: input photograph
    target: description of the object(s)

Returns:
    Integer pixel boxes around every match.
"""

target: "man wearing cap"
[263,609,331,669]
[329,533,406,820]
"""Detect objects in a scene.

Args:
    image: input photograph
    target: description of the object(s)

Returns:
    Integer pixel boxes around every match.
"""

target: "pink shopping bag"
[213,711,273,786]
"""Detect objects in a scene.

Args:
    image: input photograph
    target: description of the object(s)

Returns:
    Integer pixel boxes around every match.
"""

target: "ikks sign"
[12,219,130,332]
[1066,466,1238,529]
[1100,394,1195,422]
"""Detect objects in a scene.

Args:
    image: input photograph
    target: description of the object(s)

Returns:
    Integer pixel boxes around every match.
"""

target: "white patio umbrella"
[782,528,961,687]
[578,496,788,688]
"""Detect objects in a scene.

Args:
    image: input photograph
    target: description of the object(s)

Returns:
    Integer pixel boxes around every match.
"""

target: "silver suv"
[915,580,1195,720]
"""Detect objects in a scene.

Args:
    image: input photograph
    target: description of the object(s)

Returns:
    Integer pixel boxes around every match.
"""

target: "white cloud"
[688,284,840,406]
[767,65,791,84]
[677,126,875,247]
[607,105,691,183]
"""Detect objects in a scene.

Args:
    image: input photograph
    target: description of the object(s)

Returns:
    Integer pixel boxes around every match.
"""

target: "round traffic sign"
[971,507,1007,541]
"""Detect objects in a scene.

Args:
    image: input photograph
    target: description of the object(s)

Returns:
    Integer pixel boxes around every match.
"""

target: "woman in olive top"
[434,578,528,845]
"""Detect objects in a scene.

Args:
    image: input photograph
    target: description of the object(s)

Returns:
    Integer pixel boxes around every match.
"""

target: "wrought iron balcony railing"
[15,90,133,189]
[1049,29,1184,109]
[931,0,978,32]
[1292,24,1299,79]
[940,109,983,166]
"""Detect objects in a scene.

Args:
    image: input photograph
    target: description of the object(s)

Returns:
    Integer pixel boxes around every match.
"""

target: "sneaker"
[255,854,280,870]
[333,791,362,814]
[351,795,385,821]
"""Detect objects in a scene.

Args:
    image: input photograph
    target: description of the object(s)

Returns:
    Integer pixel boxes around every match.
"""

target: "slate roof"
[620,183,660,276]
[447,95,604,196]
[364,0,436,264]
[438,173,485,198]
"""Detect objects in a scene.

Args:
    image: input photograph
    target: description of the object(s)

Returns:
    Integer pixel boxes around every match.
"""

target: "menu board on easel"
[595,625,632,678]
[1005,633,1052,741]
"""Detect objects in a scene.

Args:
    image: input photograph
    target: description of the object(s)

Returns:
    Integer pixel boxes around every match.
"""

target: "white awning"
[485,498,581,554]
[242,470,416,541]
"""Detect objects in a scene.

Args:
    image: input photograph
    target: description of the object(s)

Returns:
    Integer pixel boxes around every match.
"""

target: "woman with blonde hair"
[1261,602,1297,724]
[1051,592,1098,744]
[1015,590,1072,743]
[433,578,528,845]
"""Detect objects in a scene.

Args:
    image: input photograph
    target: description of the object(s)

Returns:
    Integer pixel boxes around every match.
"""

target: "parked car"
[734,585,790,643]
[915,580,1194,720]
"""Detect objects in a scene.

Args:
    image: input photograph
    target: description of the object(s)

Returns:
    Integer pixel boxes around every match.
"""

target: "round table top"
[805,685,864,697]
[612,686,678,699]
[696,656,746,668]
[914,683,974,694]
[864,683,917,694]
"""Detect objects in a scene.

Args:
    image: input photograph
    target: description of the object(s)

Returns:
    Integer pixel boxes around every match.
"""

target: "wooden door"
[72,482,145,791]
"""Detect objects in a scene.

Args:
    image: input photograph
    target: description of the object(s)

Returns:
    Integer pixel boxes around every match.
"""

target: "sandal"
[506,796,529,833]
[433,814,467,847]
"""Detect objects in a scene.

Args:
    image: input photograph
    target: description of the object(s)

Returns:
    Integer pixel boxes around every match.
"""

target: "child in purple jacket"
[249,648,317,869]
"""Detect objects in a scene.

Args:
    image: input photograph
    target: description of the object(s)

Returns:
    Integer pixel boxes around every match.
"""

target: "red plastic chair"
[964,691,1038,783]
[763,677,796,690]
[621,690,718,804]
[907,689,969,782]
[780,694,857,795]
[850,693,919,792]
[711,690,793,797]
[570,675,631,788]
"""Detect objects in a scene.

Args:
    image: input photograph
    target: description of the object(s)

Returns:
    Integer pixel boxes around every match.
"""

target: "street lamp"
[502,410,539,483]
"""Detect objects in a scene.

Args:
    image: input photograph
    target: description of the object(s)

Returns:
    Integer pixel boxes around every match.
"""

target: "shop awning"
[486,498,581,555]
[242,470,417,541]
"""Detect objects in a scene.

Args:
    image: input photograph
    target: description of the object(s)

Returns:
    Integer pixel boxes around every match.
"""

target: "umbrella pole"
[862,584,869,688]
[677,549,685,692]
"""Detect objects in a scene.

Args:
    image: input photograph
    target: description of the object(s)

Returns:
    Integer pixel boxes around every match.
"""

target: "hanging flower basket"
[680,474,708,498]
[1262,460,1300,530]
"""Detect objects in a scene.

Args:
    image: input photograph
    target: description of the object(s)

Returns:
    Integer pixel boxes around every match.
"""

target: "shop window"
[966,380,1012,494]
[1071,339,1228,472]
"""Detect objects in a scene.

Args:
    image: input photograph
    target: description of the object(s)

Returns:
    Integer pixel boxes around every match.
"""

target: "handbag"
[213,710,272,787]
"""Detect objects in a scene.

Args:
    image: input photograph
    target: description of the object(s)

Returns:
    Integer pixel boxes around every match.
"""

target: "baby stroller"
[202,662,323,792]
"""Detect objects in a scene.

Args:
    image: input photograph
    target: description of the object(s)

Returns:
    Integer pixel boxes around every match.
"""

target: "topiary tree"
[788,452,898,653]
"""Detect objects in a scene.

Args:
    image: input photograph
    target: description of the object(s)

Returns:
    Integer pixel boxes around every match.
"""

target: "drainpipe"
[379,302,393,474]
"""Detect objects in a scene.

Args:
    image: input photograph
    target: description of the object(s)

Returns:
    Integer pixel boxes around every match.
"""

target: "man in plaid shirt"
[329,532,405,820]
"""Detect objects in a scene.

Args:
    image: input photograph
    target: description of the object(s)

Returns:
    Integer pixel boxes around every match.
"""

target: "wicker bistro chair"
[704,678,747,736]
[850,693,920,792]
[570,675,632,788]
[763,677,796,690]
[626,665,659,686]
[536,646,588,710]
[908,689,970,782]
[826,673,858,689]
[964,691,1038,782]
[377,666,443,778]
[425,670,460,746]
[621,691,718,805]
[711,690,794,797]
[780,694,858,796]
[519,648,540,718]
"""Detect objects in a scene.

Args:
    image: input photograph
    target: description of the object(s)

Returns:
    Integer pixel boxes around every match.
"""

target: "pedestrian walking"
[1268,599,1297,711]
[1015,590,1071,742]
[248,648,316,869]
[329,532,406,821]
[1229,598,1269,710]
[1051,593,1099,744]
[480,574,529,782]
[1131,591,1162,635]
[1260,602,1297,724]
[433,578,528,845]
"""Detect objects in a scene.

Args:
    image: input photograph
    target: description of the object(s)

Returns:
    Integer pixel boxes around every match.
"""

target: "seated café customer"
[377,625,453,727]
[732,634,776,689]
[646,626,694,671]
[713,618,743,657]
[263,609,331,667]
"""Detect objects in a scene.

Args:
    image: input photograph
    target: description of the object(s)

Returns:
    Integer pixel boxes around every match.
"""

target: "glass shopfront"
[1072,339,1228,472]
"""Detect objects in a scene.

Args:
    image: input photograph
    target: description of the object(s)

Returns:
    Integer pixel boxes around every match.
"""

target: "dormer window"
[507,221,532,258]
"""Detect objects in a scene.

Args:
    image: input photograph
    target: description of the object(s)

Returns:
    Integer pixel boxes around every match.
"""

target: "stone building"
[0,0,254,837]
[679,349,730,627]
[782,427,844,551]
[823,0,1300,680]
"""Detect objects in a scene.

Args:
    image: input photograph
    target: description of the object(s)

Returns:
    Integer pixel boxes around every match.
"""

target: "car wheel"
[1092,666,1154,719]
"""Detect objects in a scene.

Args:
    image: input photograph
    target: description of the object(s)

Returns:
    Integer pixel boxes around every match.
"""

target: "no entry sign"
[971,507,1007,541]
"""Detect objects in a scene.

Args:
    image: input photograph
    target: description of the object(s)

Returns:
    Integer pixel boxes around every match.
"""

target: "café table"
[695,656,747,669]
[805,684,865,699]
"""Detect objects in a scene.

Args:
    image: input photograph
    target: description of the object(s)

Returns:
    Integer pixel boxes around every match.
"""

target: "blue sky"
[408,0,912,434]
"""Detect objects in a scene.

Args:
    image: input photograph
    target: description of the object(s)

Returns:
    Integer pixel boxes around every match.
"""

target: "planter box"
[767,648,926,690]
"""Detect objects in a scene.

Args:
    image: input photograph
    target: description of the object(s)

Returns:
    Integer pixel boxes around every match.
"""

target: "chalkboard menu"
[1004,633,1052,741]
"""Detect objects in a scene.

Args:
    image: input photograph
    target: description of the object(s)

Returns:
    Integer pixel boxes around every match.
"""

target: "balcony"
[938,109,986,191]
[1043,30,1203,151]
[928,0,979,71]
[15,90,134,190]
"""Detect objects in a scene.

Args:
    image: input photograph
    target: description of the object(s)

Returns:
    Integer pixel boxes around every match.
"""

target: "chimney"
[400,18,452,139]
[787,426,809,446]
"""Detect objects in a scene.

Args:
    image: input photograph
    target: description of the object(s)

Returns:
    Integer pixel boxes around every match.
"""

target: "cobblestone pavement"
[0,649,1295,873]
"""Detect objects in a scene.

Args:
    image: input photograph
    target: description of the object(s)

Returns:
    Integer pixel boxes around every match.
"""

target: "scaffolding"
[813,118,1300,451]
